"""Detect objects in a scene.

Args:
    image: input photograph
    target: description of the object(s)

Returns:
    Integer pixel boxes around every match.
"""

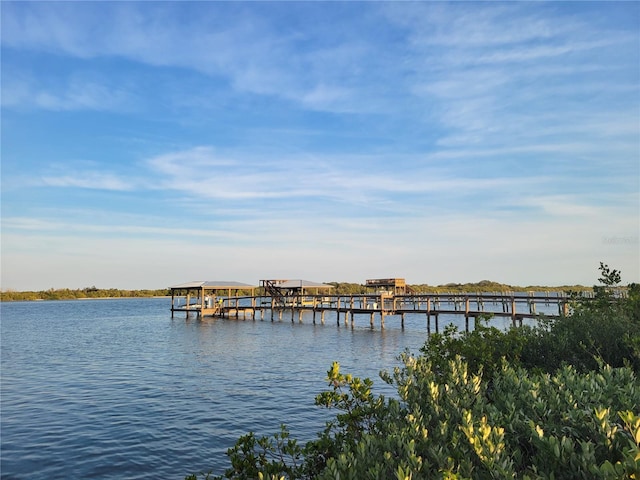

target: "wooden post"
[370,312,374,328]
[312,297,317,324]
[321,310,325,324]
[401,312,405,329]
[271,297,275,321]
[171,291,175,318]
[465,298,470,331]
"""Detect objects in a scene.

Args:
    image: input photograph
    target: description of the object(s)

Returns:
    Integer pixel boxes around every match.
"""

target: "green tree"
[191,358,640,480]
[521,263,640,373]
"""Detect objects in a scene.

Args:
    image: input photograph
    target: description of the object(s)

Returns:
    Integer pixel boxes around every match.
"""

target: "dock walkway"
[172,291,578,331]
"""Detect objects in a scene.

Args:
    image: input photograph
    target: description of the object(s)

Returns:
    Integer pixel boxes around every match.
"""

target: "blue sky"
[1,1,638,290]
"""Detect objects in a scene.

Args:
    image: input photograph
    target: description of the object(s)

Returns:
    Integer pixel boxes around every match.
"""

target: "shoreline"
[1,295,171,302]
[1,287,597,303]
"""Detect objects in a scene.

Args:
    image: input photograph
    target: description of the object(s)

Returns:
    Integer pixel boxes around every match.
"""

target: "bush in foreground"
[188,358,639,479]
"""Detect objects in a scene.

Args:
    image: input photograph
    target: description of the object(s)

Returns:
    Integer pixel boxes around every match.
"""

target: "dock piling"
[170,289,576,331]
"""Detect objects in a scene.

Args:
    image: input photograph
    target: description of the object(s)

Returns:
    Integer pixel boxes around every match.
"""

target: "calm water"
[1,297,522,479]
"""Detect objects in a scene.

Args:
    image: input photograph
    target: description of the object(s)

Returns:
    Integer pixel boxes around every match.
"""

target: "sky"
[1,1,639,291]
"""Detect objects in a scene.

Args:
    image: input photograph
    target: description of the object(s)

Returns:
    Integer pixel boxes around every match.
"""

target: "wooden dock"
[172,290,576,331]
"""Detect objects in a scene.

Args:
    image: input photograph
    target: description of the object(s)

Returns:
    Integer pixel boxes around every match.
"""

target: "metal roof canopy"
[170,281,257,290]
[260,279,333,296]
[365,278,406,287]
[266,279,333,289]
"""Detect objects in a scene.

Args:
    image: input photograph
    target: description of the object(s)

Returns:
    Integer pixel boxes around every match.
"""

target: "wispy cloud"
[27,139,636,230]
[2,68,135,111]
[139,146,552,213]
[2,216,249,242]
[40,172,133,191]
[0,3,394,113]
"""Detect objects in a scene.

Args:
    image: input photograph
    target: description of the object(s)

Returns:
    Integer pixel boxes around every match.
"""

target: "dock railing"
[171,291,596,331]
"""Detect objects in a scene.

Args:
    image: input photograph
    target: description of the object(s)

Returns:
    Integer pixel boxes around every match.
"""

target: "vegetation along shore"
[0,281,593,302]
[185,263,640,479]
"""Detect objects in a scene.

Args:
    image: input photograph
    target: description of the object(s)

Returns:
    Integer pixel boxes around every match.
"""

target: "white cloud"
[2,69,134,111]
[147,147,238,173]
[1,3,385,113]
[41,172,133,191]
[3,195,636,290]
[139,146,558,212]
[2,216,247,242]
[515,195,606,217]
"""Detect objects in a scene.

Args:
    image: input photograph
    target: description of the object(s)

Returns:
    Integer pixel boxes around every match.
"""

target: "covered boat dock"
[170,281,257,318]
[260,279,334,305]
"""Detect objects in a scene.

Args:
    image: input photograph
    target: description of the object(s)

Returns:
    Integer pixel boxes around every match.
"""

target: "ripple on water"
[1,298,444,478]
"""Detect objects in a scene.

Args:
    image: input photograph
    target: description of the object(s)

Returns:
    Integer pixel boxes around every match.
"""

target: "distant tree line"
[1,280,594,302]
[326,280,591,295]
[0,287,171,302]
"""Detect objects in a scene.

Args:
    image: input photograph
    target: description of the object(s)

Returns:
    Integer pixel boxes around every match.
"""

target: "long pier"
[172,291,576,331]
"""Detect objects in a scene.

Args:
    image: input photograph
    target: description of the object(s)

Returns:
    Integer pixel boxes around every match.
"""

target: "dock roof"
[170,281,256,290]
[269,279,333,289]
[366,278,406,287]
